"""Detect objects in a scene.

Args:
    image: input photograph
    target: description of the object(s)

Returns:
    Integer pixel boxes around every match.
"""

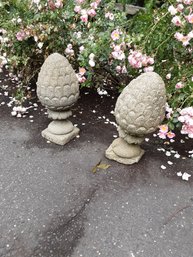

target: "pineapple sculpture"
[37,53,80,145]
[105,72,166,164]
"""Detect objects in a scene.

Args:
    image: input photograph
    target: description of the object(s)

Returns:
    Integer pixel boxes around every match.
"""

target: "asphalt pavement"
[0,74,193,257]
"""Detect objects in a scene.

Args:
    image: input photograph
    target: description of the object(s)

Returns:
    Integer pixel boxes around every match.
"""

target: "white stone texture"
[37,53,80,145]
[37,53,79,111]
[48,110,72,120]
[118,127,144,144]
[47,120,74,135]
[106,72,166,165]
[42,126,80,146]
[115,72,166,136]
[105,138,145,165]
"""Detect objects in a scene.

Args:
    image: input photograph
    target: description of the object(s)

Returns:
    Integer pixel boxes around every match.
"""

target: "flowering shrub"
[178,107,193,138]
[126,0,193,139]
[0,0,193,139]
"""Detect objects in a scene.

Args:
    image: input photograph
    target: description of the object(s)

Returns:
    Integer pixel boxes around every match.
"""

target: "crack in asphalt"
[30,188,98,257]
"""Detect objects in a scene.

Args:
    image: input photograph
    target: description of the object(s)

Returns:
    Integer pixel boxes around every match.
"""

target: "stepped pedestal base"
[105,137,144,165]
[41,119,79,145]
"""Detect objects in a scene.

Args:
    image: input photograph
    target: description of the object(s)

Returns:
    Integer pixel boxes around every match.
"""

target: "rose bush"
[0,0,192,139]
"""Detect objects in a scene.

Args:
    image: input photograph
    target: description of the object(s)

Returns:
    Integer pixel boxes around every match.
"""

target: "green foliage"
[0,0,192,135]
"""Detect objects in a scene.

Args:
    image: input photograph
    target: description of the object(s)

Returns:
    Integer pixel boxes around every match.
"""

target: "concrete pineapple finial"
[37,53,80,145]
[105,72,166,164]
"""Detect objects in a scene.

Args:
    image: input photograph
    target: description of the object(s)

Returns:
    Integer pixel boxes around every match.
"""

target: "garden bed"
[0,0,193,141]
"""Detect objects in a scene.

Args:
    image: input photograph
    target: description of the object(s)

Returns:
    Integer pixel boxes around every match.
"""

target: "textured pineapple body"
[115,72,166,136]
[37,53,79,111]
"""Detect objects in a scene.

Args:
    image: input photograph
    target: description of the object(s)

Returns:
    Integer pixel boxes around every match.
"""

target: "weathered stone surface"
[48,110,72,120]
[47,120,74,135]
[37,53,79,111]
[105,138,145,165]
[106,72,166,165]
[42,126,80,145]
[118,127,144,144]
[37,53,80,144]
[115,72,166,136]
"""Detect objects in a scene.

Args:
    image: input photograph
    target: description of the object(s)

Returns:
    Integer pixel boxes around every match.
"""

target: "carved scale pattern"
[115,72,166,136]
[37,53,79,111]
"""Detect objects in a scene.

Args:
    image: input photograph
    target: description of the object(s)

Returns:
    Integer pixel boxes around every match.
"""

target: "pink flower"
[16,30,26,41]
[180,107,193,117]
[115,66,122,73]
[174,32,191,46]
[65,44,74,56]
[128,50,154,70]
[181,124,193,138]
[182,36,190,46]
[121,65,127,74]
[55,0,63,8]
[158,124,175,140]
[48,0,56,10]
[105,12,114,20]
[167,131,176,139]
[135,52,142,58]
[158,132,167,139]
[135,61,142,69]
[178,107,193,138]
[79,45,85,52]
[90,2,98,9]
[147,57,154,65]
[159,124,169,134]
[175,32,183,41]
[178,116,185,123]
[128,57,137,67]
[87,9,96,17]
[177,4,184,11]
[114,45,121,52]
[166,113,172,119]
[80,14,88,23]
[79,67,86,76]
[175,81,184,89]
[111,30,120,41]
[144,66,154,72]
[77,66,87,83]
[186,14,193,23]
[112,50,125,60]
[141,56,148,66]
[74,5,81,13]
[172,16,182,26]
[165,103,173,119]
[168,5,177,15]
[78,76,86,83]
[183,0,193,4]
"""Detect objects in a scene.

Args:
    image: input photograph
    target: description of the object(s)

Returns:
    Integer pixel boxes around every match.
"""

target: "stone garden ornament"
[105,72,166,165]
[37,53,80,145]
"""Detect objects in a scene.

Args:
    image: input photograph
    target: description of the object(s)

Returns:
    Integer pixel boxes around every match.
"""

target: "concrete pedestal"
[105,138,144,165]
[41,120,79,145]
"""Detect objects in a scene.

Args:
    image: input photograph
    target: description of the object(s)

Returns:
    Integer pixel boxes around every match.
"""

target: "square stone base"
[105,140,145,165]
[105,146,144,165]
[41,127,80,145]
